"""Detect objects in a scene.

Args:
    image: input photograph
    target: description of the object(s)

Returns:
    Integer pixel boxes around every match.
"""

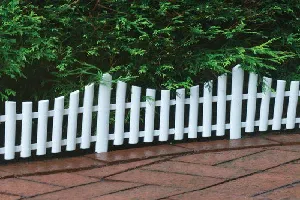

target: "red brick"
[292,160,300,164]
[28,181,141,200]
[175,137,278,152]
[253,184,300,200]
[75,157,163,178]
[173,172,298,198]
[21,172,99,188]
[228,137,279,148]
[0,170,13,178]
[218,150,300,171]
[267,163,300,176]
[0,178,62,197]
[265,144,300,152]
[174,140,230,151]
[142,161,254,179]
[211,172,297,196]
[161,198,176,200]
[264,134,300,144]
[172,148,264,165]
[107,169,223,189]
[92,185,185,200]
[85,145,190,163]
[0,194,21,200]
[0,157,105,176]
[170,190,252,200]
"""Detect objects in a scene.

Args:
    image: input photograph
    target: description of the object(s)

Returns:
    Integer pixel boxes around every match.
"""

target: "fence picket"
[230,65,244,139]
[5,102,16,160]
[52,96,64,153]
[4,63,300,160]
[272,80,286,130]
[95,74,112,152]
[286,81,299,129]
[114,81,127,145]
[245,73,258,132]
[81,84,95,149]
[129,86,141,144]
[203,81,213,137]
[159,90,170,141]
[21,102,32,158]
[216,75,227,136]
[37,100,49,155]
[259,77,272,131]
[66,90,79,151]
[175,88,185,140]
[188,86,199,138]
[144,89,156,142]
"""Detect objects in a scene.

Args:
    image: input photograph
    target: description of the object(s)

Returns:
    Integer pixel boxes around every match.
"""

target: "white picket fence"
[1,64,299,160]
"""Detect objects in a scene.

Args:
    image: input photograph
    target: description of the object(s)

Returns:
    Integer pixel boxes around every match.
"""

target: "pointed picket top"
[232,64,242,70]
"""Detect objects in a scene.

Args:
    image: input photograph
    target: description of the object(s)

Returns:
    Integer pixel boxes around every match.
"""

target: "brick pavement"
[0,133,299,199]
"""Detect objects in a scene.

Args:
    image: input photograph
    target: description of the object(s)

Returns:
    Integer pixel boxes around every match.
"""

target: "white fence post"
[230,65,244,139]
[144,89,156,142]
[37,100,49,155]
[259,77,272,131]
[129,86,141,144]
[203,81,213,137]
[81,83,95,149]
[286,81,299,129]
[159,90,170,141]
[52,96,64,153]
[216,75,227,136]
[95,74,112,152]
[188,86,199,138]
[175,88,185,140]
[21,102,33,158]
[6,63,300,160]
[272,80,286,130]
[114,81,127,145]
[5,101,16,160]
[245,72,258,132]
[66,90,79,151]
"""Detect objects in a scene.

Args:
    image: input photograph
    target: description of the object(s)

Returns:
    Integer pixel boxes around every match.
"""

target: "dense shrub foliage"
[0,0,300,101]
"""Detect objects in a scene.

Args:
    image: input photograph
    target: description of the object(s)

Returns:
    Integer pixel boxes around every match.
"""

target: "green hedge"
[1,0,299,101]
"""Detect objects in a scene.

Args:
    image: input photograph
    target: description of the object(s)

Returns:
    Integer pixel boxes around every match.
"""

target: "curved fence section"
[1,64,300,160]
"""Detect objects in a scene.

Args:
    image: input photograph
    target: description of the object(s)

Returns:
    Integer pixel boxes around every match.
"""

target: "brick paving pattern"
[0,133,300,199]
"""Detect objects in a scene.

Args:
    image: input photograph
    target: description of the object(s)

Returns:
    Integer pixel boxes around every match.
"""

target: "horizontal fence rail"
[1,64,300,160]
